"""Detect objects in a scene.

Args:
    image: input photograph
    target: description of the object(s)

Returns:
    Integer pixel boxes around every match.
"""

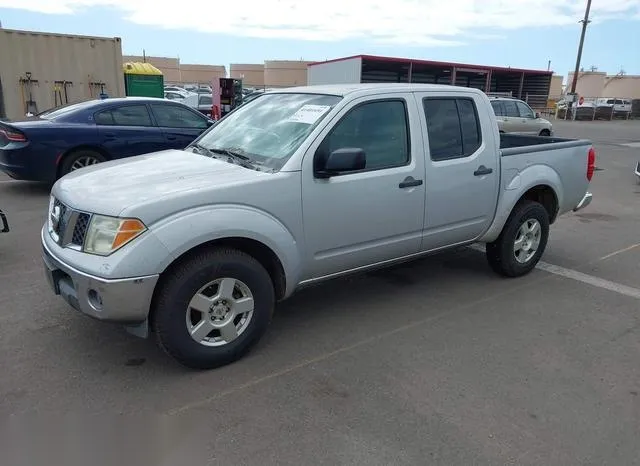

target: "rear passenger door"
[417,94,500,250]
[94,104,166,158]
[500,100,526,133]
[149,103,210,149]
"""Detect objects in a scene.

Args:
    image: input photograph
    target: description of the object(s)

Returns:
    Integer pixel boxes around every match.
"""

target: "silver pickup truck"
[42,84,595,369]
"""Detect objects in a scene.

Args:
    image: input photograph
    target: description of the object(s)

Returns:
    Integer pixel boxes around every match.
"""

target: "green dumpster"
[123,62,164,98]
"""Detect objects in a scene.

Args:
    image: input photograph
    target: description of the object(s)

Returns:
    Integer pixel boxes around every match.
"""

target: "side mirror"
[535,112,540,119]
[315,148,366,178]
[206,119,215,127]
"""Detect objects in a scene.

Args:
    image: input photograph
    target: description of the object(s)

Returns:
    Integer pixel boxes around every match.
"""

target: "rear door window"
[95,105,153,126]
[490,101,504,116]
[502,101,520,117]
[423,97,482,161]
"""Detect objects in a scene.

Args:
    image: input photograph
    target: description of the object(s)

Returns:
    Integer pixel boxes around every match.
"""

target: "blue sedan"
[0,97,214,182]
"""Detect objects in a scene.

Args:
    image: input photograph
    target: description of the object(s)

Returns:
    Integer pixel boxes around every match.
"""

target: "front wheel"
[486,201,549,277]
[539,129,551,137]
[152,248,275,369]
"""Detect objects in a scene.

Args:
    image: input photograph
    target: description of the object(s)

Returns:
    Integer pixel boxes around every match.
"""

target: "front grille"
[72,213,90,246]
[49,197,91,247]
[52,198,68,238]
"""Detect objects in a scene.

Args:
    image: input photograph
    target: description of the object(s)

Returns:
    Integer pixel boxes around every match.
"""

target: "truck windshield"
[194,93,341,170]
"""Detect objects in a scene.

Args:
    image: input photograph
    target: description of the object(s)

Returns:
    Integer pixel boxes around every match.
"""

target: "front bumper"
[42,237,159,324]
[573,192,593,212]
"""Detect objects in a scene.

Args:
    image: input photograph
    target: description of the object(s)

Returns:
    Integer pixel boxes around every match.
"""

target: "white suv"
[489,97,553,136]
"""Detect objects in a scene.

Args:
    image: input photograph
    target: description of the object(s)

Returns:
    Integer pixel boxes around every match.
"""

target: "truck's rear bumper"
[573,192,593,212]
[42,237,159,324]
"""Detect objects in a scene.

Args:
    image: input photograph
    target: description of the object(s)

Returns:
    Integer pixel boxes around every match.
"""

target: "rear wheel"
[152,248,275,369]
[59,149,106,177]
[486,201,549,277]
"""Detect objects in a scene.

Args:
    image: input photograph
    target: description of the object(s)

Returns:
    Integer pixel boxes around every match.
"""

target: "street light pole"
[569,0,592,94]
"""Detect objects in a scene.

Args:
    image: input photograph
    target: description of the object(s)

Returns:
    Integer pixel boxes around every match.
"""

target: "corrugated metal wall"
[307,58,362,85]
[0,29,125,120]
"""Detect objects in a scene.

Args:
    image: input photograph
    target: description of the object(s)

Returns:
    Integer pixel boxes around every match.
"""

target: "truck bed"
[500,133,591,156]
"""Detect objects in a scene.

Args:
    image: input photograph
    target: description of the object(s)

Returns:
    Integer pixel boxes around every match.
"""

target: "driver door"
[300,95,426,280]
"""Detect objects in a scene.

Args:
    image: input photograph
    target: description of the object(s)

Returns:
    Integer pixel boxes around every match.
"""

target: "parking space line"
[469,244,640,300]
[535,262,640,300]
[599,243,640,261]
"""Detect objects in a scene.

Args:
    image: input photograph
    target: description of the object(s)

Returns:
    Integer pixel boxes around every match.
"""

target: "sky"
[0,0,639,78]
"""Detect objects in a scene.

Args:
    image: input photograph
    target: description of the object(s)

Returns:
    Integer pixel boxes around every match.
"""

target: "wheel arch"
[56,145,110,178]
[156,236,287,301]
[518,184,558,223]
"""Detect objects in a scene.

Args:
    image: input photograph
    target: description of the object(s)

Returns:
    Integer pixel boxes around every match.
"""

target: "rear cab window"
[422,97,482,161]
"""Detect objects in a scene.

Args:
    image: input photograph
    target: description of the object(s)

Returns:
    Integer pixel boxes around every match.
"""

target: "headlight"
[83,215,147,256]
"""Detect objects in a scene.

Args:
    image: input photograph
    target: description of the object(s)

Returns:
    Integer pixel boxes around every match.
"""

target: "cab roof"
[268,83,487,98]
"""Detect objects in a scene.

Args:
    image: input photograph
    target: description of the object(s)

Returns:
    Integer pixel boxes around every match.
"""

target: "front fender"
[150,205,301,296]
[480,164,563,243]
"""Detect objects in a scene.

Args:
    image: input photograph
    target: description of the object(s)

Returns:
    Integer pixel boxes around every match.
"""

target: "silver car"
[490,96,553,136]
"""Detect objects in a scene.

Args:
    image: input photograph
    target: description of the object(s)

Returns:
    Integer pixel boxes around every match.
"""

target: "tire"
[152,247,275,369]
[486,201,549,278]
[539,129,551,137]
[59,149,106,178]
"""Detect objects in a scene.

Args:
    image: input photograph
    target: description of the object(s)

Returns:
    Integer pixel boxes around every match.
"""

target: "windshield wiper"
[207,147,251,162]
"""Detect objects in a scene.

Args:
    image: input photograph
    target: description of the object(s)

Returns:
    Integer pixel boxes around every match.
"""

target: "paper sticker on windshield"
[287,105,331,124]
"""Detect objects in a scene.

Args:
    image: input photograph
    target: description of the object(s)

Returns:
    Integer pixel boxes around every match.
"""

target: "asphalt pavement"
[1,119,639,465]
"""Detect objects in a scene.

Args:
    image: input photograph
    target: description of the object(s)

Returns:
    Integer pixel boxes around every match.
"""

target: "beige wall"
[123,55,225,85]
[230,64,265,87]
[602,76,640,99]
[264,60,312,88]
[0,28,124,120]
[179,64,226,85]
[549,75,564,98]
[566,71,640,98]
[124,55,180,81]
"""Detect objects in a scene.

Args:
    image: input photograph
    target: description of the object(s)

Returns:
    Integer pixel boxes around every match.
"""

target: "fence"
[553,96,634,121]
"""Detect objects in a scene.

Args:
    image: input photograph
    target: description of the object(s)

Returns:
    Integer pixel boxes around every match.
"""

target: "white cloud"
[0,0,638,45]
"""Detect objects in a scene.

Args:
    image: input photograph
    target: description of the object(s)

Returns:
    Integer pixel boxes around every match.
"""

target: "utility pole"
[569,0,592,94]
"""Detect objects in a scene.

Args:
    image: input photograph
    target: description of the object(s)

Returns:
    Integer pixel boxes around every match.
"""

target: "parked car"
[42,84,595,369]
[555,100,597,121]
[196,93,213,117]
[0,209,8,233]
[596,98,632,119]
[164,86,190,94]
[489,96,553,136]
[0,97,214,182]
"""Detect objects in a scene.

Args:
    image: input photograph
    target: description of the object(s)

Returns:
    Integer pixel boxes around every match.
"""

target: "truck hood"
[53,149,268,218]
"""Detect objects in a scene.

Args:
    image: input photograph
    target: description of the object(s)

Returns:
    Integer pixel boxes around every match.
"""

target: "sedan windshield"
[194,93,342,170]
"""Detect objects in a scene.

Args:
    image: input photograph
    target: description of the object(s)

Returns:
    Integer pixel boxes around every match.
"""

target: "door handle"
[474,165,493,176]
[103,133,116,139]
[398,176,423,188]
[166,136,177,141]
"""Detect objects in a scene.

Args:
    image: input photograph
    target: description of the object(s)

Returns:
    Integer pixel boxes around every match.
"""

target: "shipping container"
[0,28,125,120]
